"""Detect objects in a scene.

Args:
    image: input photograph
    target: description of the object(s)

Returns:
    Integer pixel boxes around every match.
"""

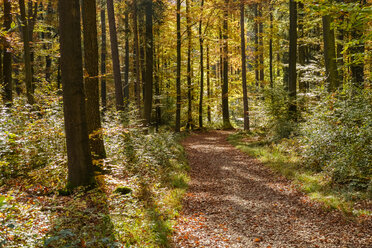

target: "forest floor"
[172,130,372,248]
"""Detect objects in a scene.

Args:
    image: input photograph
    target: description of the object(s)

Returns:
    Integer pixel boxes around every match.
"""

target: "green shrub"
[300,89,372,192]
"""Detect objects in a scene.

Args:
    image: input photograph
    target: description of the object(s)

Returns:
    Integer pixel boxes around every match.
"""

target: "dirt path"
[173,131,371,248]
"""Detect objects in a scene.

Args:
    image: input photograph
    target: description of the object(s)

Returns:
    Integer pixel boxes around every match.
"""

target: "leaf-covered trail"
[173,131,371,248]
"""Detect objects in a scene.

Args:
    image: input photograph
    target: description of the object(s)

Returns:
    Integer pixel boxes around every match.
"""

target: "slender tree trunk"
[175,0,181,132]
[198,0,204,128]
[322,15,339,92]
[27,1,37,93]
[124,3,130,106]
[222,0,232,129]
[154,36,161,130]
[258,4,264,87]
[298,1,306,92]
[186,0,193,129]
[207,43,211,123]
[45,0,52,83]
[3,0,12,104]
[240,0,250,131]
[269,10,273,89]
[254,4,259,87]
[336,16,344,85]
[107,0,124,111]
[288,0,297,118]
[19,0,35,105]
[58,0,95,188]
[143,0,153,126]
[132,0,141,111]
[82,0,106,160]
[100,1,107,112]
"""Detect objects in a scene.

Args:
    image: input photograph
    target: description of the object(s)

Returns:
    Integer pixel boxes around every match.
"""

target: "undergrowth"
[0,100,189,247]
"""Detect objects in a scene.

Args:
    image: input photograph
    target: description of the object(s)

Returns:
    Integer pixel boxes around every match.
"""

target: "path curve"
[173,131,371,248]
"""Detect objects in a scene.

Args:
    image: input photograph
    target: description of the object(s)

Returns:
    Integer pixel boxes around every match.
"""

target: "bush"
[300,89,372,192]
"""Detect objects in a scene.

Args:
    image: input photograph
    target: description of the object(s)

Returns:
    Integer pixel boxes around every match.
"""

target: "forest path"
[172,130,371,248]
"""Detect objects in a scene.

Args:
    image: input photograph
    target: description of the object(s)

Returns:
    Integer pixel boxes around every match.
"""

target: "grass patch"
[228,131,371,217]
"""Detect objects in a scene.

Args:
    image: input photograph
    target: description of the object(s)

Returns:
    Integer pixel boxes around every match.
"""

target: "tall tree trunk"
[298,1,306,92]
[198,0,204,128]
[154,35,161,130]
[132,0,141,111]
[240,0,250,131]
[254,4,259,87]
[175,0,181,132]
[82,0,106,160]
[350,2,365,89]
[107,0,124,111]
[19,0,35,105]
[322,15,339,92]
[186,0,193,129]
[45,0,52,83]
[143,0,153,126]
[27,1,37,93]
[288,0,297,118]
[336,15,344,85]
[100,0,107,112]
[269,9,273,89]
[222,0,232,129]
[207,42,211,123]
[124,3,130,106]
[58,0,95,188]
[3,0,12,105]
[258,4,264,87]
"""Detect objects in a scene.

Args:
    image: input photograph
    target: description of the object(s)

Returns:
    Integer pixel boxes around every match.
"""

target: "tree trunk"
[254,4,259,87]
[269,10,273,89]
[133,0,141,112]
[45,0,52,84]
[288,0,297,118]
[240,0,250,131]
[58,0,95,188]
[124,3,130,106]
[107,0,124,111]
[258,4,264,87]
[186,0,193,129]
[19,0,35,105]
[207,42,211,123]
[175,0,181,132]
[82,0,106,160]
[100,0,107,113]
[322,15,339,92]
[143,0,153,126]
[3,0,12,105]
[198,0,204,128]
[222,0,232,129]
[298,1,306,92]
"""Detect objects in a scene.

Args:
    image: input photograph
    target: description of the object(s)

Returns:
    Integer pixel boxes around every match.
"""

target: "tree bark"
[186,0,193,129]
[132,0,141,112]
[258,4,264,87]
[288,0,297,118]
[222,0,232,129]
[322,15,339,92]
[240,0,250,131]
[175,0,181,132]
[124,2,130,106]
[82,0,106,160]
[207,42,211,123]
[58,0,95,188]
[198,0,204,128]
[107,0,124,111]
[100,0,107,112]
[143,0,153,126]
[19,0,35,105]
[3,0,12,105]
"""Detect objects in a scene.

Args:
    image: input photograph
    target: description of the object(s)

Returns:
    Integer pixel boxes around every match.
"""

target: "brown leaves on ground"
[172,131,372,248]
